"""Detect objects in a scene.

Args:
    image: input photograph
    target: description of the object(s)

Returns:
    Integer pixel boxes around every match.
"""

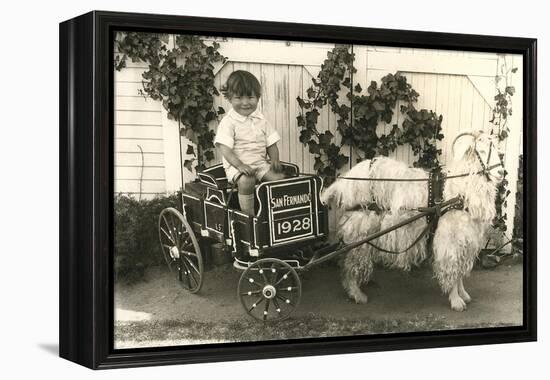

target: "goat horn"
[451,132,478,157]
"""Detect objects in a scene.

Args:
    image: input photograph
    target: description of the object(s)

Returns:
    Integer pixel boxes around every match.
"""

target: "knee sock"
[238,194,255,216]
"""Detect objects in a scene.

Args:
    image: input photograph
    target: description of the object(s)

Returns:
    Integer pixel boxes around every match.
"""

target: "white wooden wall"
[113,37,523,235]
[114,61,166,198]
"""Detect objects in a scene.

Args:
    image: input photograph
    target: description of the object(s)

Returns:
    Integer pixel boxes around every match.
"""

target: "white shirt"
[214,108,280,170]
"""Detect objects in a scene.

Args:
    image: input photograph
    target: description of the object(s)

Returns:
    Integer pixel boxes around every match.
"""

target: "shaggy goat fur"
[322,131,502,311]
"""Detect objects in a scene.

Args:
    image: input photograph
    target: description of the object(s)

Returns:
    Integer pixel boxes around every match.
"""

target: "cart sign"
[268,180,314,244]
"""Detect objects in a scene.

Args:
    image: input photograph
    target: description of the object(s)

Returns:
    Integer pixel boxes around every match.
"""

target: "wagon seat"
[195,162,300,212]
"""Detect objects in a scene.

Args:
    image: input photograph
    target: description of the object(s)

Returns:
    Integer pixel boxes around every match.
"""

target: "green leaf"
[308,141,321,154]
[204,150,215,161]
[373,101,385,112]
[185,129,195,141]
[314,98,325,109]
[306,109,320,125]
[337,119,348,130]
[314,157,324,171]
[299,129,312,143]
[342,77,351,88]
[336,154,349,168]
[367,81,377,95]
[297,96,308,109]
[319,131,334,146]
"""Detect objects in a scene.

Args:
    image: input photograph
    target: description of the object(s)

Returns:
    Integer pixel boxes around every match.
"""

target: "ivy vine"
[296,45,443,184]
[115,32,227,171]
[114,36,515,235]
[491,57,518,232]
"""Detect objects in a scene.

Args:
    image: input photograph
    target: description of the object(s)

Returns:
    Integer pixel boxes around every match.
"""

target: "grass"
[114,314,516,348]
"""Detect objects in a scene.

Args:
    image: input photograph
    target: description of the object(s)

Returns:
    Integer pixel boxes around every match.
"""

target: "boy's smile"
[230,95,259,117]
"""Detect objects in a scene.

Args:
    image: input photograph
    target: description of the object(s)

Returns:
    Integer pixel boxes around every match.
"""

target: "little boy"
[214,70,285,216]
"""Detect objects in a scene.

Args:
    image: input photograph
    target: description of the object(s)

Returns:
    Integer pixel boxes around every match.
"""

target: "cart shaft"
[302,196,462,270]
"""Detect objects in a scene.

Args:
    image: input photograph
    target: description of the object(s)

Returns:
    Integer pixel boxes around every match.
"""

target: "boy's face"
[229,94,259,117]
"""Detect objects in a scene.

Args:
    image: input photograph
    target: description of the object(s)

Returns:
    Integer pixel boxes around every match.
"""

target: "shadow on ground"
[114,258,523,348]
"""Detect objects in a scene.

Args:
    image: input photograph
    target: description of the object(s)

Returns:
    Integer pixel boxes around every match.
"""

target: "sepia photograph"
[112,31,524,349]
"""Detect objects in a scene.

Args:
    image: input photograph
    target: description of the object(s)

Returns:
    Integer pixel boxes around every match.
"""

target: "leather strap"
[365,217,436,255]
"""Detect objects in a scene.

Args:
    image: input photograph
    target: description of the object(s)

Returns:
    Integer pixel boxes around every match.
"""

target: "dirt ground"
[115,258,523,330]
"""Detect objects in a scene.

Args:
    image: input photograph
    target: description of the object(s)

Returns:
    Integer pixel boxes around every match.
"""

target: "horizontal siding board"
[115,110,161,126]
[115,139,164,153]
[115,82,146,97]
[115,179,166,194]
[115,192,163,200]
[115,125,163,139]
[114,66,147,82]
[115,96,160,111]
[115,166,166,180]
[114,59,148,69]
[115,152,164,167]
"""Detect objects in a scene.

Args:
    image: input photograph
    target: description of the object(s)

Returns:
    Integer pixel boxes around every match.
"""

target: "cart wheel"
[158,207,203,293]
[238,258,302,322]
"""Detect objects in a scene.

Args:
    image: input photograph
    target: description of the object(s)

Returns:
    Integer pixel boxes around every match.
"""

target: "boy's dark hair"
[221,70,262,99]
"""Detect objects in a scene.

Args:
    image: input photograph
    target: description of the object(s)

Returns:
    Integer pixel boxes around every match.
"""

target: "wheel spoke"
[240,290,262,296]
[180,249,197,257]
[162,215,176,242]
[272,297,282,315]
[276,294,295,307]
[176,222,189,247]
[274,271,292,287]
[182,255,200,275]
[258,266,270,285]
[181,232,191,245]
[168,215,182,247]
[160,227,176,245]
[248,296,265,313]
[244,276,264,288]
[179,258,194,289]
[263,299,271,321]
[186,265,199,288]
[278,286,299,292]
[269,263,278,284]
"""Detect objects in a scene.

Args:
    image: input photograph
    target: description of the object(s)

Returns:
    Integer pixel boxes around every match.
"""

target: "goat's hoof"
[347,288,368,304]
[450,296,467,312]
[459,290,472,303]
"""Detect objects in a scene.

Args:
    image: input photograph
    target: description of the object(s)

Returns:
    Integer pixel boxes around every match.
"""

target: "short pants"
[225,160,272,183]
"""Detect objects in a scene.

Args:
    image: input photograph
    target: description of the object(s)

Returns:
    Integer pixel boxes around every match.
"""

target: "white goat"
[321,131,504,311]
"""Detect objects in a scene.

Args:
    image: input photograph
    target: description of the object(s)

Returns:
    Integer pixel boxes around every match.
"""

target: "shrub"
[114,193,180,283]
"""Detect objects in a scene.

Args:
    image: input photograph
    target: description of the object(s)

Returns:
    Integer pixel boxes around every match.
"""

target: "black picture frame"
[59,10,537,369]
